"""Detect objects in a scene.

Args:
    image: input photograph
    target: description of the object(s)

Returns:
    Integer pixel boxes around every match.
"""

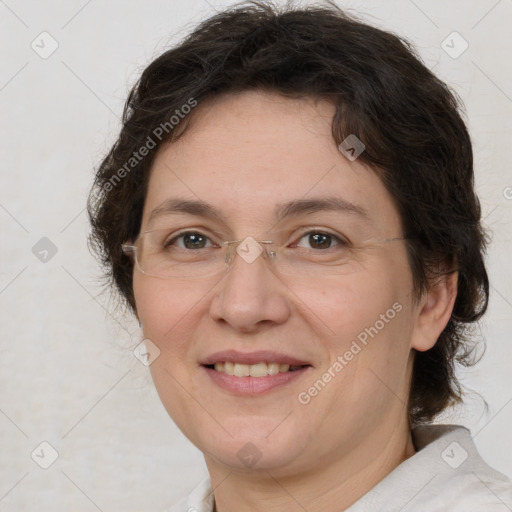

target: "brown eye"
[295,231,344,250]
[165,232,213,250]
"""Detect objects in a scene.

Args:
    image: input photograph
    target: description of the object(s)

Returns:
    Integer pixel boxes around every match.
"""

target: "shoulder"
[414,424,512,511]
[348,424,512,512]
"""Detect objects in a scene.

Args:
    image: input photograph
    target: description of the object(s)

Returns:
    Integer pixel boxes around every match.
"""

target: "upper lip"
[200,350,311,366]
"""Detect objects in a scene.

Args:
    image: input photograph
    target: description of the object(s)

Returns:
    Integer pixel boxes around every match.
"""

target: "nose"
[208,241,291,333]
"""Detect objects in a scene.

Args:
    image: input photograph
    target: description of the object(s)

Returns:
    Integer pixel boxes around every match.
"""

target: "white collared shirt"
[167,424,512,512]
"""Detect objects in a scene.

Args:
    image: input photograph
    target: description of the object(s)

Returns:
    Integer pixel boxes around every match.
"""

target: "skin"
[132,90,457,512]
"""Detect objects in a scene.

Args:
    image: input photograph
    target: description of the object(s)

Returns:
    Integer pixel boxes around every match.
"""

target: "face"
[133,90,424,476]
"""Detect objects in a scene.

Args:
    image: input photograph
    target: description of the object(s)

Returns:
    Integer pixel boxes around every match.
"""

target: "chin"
[196,416,312,472]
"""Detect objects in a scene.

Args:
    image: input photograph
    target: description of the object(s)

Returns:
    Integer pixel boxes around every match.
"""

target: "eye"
[164,231,215,250]
[294,231,346,250]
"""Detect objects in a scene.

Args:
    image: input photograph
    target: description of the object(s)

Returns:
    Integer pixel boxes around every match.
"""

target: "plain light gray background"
[1,0,511,510]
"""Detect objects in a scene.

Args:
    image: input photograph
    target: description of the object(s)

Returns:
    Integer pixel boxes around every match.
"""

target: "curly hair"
[87,1,489,426]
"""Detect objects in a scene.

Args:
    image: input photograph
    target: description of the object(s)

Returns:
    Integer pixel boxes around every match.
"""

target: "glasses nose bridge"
[223,237,277,268]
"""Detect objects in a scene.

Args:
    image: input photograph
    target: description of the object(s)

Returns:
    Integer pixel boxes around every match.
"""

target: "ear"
[410,270,458,352]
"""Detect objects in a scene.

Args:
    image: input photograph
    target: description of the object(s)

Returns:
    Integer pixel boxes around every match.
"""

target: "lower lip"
[202,366,310,395]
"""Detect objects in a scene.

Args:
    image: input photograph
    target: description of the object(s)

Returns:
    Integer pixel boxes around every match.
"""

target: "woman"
[87,2,512,510]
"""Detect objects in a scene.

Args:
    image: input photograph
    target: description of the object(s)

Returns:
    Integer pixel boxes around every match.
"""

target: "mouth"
[200,350,312,395]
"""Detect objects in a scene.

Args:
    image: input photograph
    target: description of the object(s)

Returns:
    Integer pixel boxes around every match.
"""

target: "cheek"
[340,273,415,399]
[309,255,414,367]
[301,270,400,334]
[133,275,209,428]
[133,275,206,355]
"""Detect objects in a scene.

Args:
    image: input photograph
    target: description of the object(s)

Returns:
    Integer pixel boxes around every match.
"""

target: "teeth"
[249,363,268,377]
[233,363,250,377]
[211,362,303,377]
[224,361,234,375]
[267,363,280,375]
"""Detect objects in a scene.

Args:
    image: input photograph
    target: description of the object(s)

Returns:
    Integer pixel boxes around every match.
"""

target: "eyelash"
[164,229,349,250]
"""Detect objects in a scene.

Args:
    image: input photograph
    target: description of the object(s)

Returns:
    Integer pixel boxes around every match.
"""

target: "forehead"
[142,90,402,234]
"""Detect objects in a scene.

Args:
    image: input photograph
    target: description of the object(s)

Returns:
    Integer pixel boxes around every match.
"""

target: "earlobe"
[410,270,458,352]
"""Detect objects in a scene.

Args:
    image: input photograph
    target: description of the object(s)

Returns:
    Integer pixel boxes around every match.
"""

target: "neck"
[206,414,416,512]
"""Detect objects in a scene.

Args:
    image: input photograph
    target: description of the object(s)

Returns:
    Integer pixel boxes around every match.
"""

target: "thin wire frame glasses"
[121,227,410,279]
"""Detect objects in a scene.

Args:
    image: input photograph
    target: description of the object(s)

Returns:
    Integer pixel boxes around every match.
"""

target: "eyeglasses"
[121,226,410,279]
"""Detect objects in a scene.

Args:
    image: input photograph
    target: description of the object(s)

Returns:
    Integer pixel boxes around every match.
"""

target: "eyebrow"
[147,196,369,227]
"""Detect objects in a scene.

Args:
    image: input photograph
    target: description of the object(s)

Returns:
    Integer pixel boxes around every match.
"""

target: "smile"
[200,350,312,395]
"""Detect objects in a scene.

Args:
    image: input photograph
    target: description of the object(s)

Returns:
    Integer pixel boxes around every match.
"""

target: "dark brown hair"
[87,1,489,426]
